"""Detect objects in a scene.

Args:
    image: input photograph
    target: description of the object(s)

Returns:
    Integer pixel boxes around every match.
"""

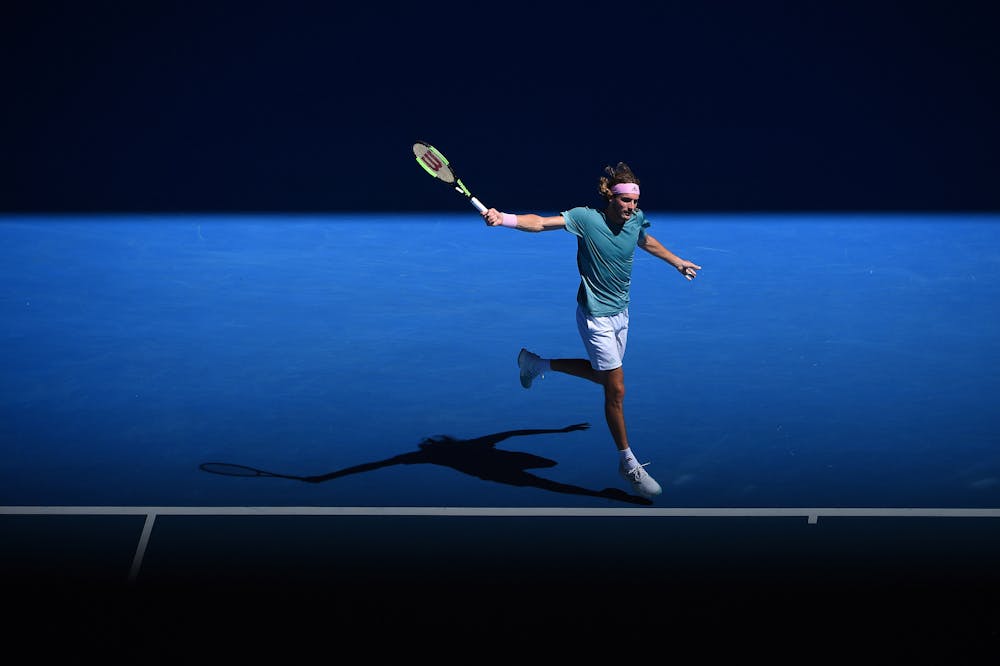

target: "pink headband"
[611,183,640,196]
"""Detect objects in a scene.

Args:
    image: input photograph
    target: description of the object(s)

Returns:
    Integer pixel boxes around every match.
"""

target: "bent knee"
[602,370,626,403]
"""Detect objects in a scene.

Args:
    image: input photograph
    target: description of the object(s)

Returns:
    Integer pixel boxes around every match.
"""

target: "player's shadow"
[200,423,652,505]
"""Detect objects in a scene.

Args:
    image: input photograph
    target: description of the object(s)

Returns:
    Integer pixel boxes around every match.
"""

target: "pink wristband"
[501,213,517,228]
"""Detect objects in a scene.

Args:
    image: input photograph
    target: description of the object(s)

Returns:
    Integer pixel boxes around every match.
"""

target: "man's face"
[610,193,639,221]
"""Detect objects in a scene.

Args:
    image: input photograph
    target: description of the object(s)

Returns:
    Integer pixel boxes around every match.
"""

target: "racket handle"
[470,197,487,213]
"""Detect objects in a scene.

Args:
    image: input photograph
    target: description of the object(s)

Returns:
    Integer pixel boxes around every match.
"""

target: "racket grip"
[470,197,487,213]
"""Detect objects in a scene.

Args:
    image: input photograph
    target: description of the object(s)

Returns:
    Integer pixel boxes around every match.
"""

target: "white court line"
[4,506,998,582]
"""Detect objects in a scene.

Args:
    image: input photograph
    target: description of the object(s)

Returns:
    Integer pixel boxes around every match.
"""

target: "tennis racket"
[413,141,487,213]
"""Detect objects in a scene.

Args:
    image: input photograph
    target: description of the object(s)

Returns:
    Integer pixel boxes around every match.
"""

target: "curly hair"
[598,162,640,200]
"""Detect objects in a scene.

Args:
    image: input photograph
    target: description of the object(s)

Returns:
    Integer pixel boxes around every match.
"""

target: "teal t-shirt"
[562,206,650,317]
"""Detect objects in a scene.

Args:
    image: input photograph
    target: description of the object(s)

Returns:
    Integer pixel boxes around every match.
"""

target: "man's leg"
[549,358,600,382]
[600,367,628,451]
[549,361,627,449]
[545,357,659,497]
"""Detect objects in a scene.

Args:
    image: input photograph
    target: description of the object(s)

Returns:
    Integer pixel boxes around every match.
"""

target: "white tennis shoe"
[517,348,544,389]
[619,462,662,499]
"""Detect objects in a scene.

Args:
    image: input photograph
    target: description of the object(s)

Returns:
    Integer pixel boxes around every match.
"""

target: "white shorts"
[576,305,629,371]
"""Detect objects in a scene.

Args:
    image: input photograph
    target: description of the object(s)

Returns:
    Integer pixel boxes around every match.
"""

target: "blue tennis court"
[3,213,999,654]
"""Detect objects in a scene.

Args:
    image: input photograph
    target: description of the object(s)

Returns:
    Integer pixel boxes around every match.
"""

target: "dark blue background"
[3,1,999,213]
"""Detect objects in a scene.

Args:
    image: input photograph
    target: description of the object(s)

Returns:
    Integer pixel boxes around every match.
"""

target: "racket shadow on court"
[200,423,652,505]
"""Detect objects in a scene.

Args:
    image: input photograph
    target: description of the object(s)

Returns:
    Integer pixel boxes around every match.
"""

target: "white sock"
[619,447,638,471]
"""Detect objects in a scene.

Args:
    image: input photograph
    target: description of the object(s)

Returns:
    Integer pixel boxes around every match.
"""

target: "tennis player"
[481,162,701,500]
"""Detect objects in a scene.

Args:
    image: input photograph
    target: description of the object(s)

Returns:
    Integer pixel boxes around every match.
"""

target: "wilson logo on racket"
[420,152,444,172]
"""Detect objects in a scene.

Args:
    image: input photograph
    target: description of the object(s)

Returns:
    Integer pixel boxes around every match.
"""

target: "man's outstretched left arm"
[639,234,702,281]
